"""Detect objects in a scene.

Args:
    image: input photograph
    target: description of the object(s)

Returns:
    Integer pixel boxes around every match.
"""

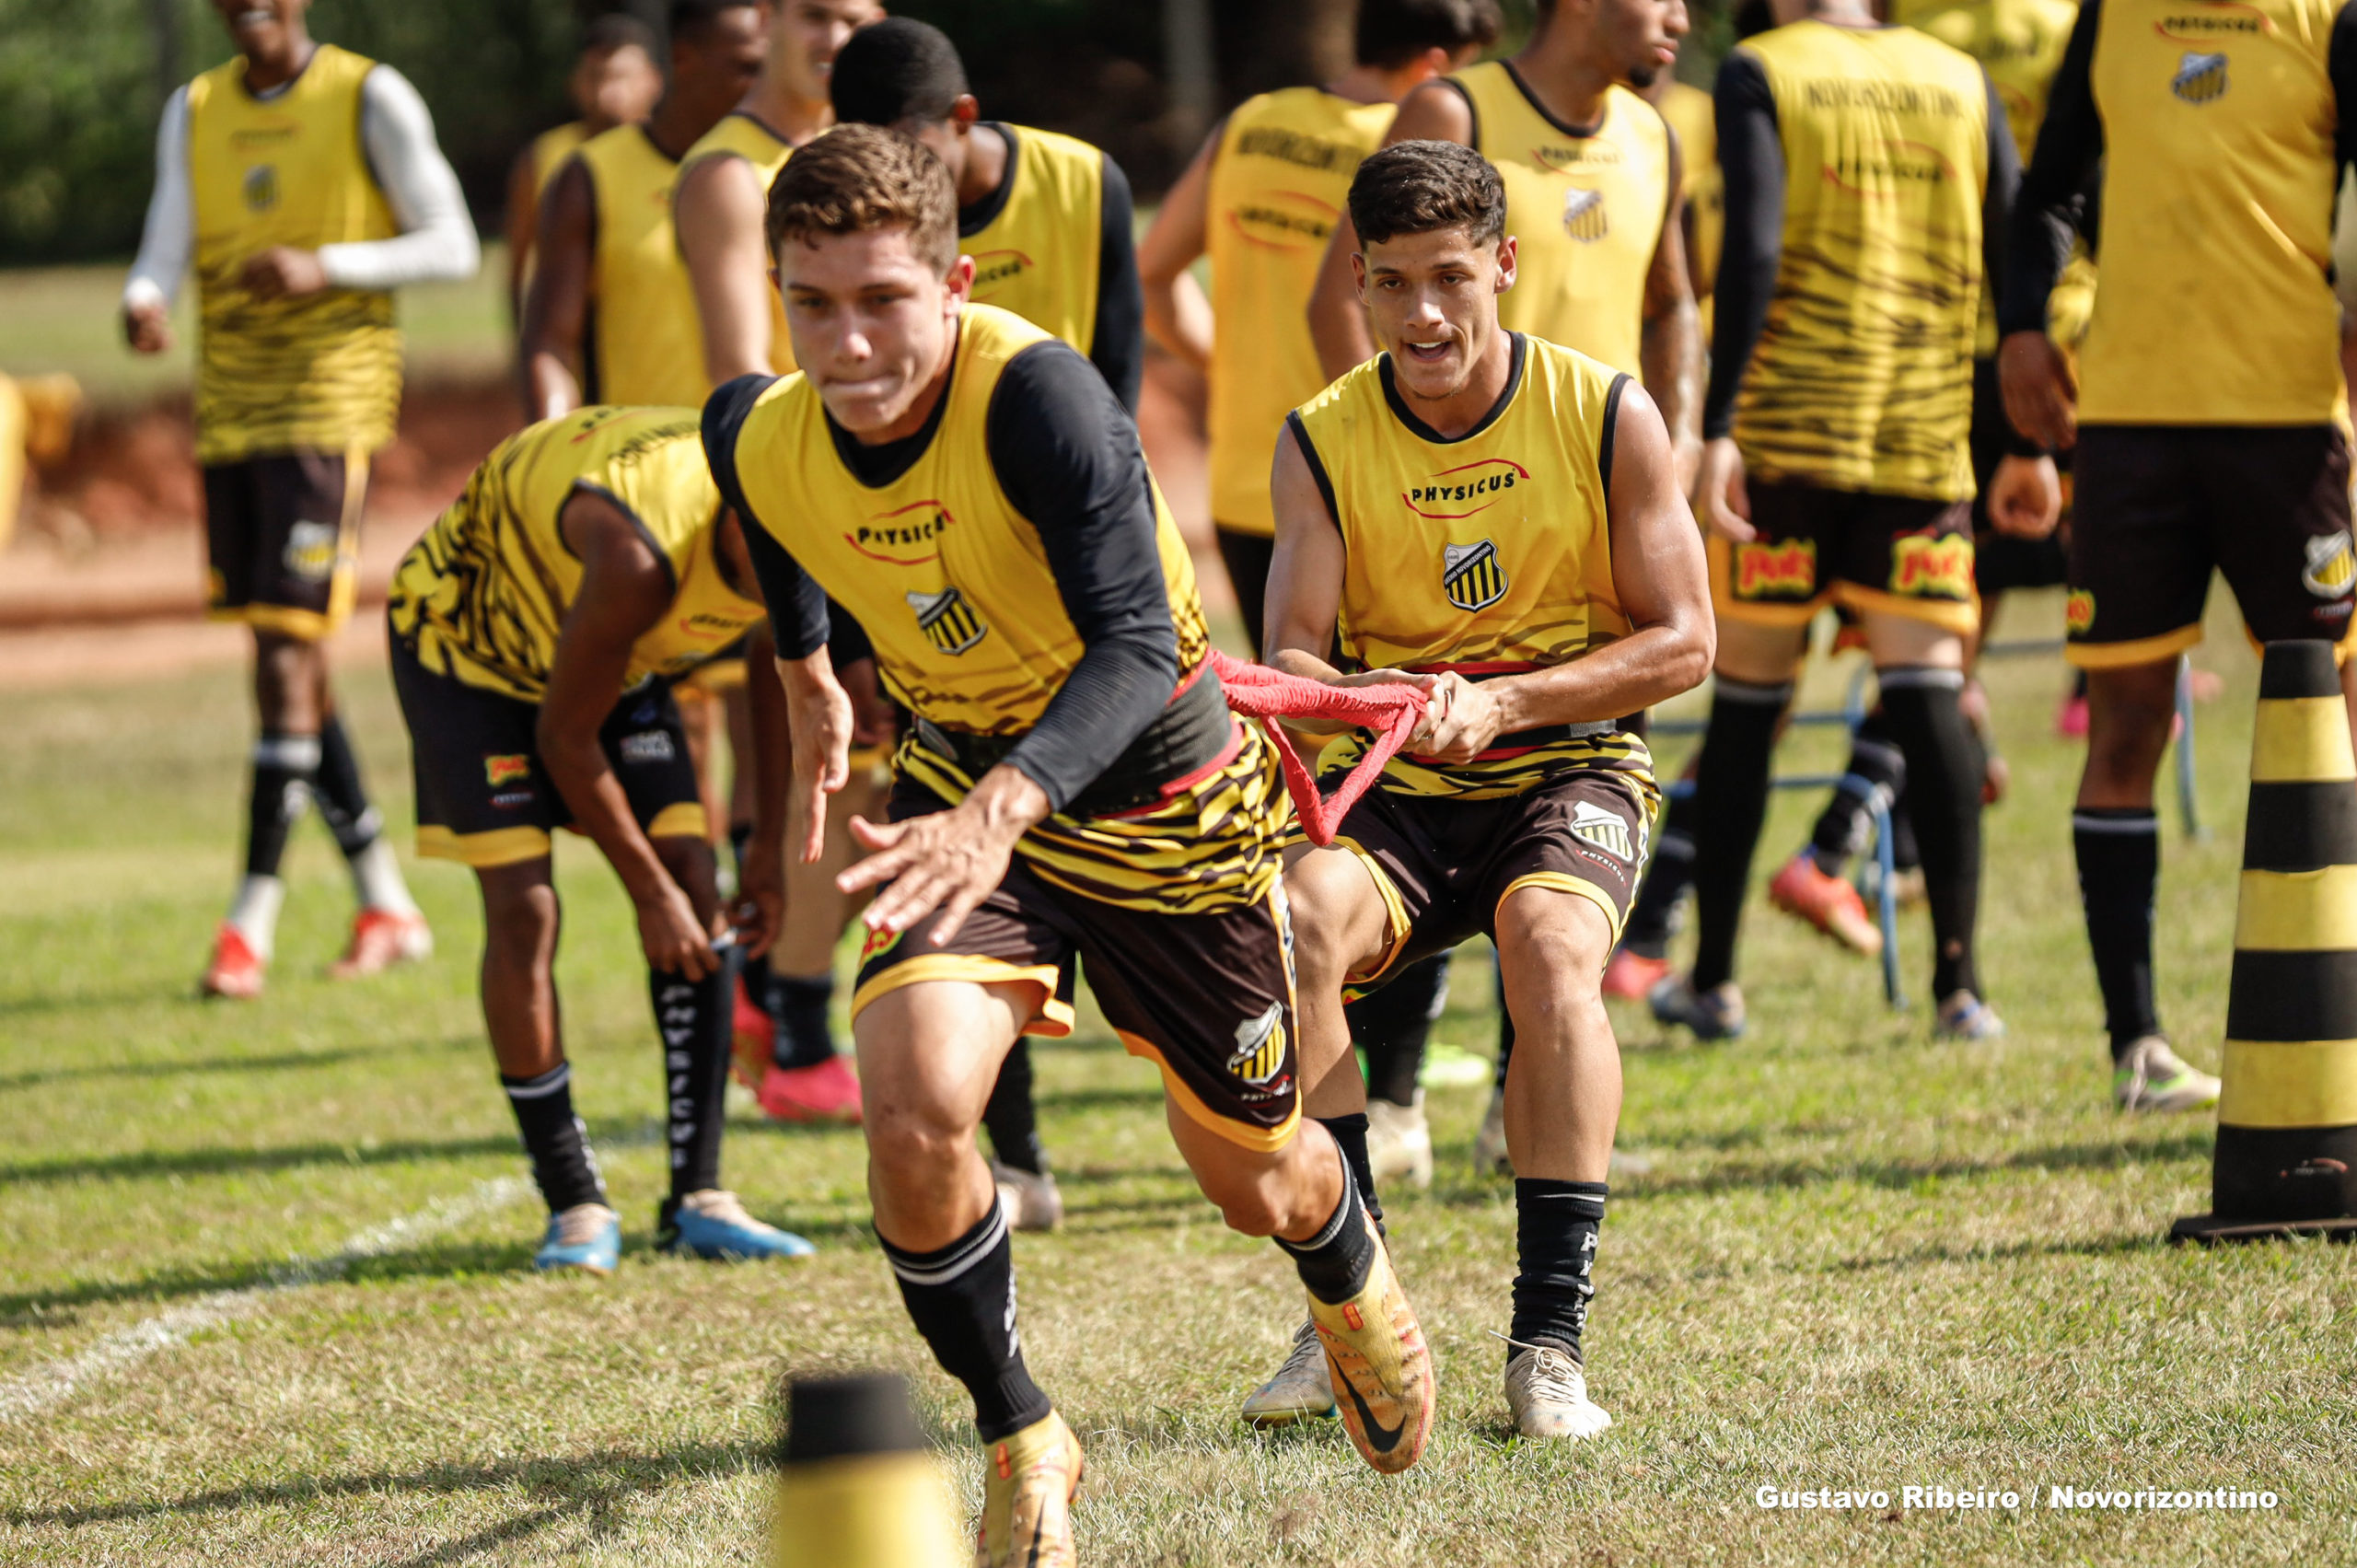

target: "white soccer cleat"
[1366,1093,1434,1191]
[1504,1341,1612,1441]
[991,1160,1065,1232]
[1473,1084,1512,1177]
[2113,1035,2222,1113]
[1239,1319,1338,1427]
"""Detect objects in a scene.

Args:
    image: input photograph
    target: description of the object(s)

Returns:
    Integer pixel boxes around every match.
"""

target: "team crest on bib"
[2172,51,2228,103]
[906,587,987,655]
[1226,1000,1289,1090]
[1562,187,1608,242]
[243,165,278,213]
[1569,798,1637,863]
[2302,533,2356,598]
[1442,539,1509,611]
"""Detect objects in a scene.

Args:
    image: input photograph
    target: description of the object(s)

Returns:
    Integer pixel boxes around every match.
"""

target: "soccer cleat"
[1601,947,1670,1001]
[991,1160,1065,1233]
[976,1409,1083,1568]
[1503,1341,1612,1441]
[1933,991,2006,1042]
[757,1053,864,1124]
[1473,1085,1513,1177]
[534,1202,621,1274]
[1307,1216,1437,1475]
[327,907,433,981]
[1648,974,1747,1040]
[729,977,772,1090]
[1239,1319,1338,1427]
[2114,1036,2221,1113]
[657,1189,816,1260]
[1767,853,1883,956]
[1366,1094,1434,1191]
[200,923,266,1000]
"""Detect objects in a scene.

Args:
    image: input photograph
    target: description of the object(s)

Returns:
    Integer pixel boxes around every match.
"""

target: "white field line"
[0,1175,533,1423]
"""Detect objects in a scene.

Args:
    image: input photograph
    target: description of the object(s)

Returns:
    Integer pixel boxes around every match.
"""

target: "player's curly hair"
[1346,139,1506,249]
[765,124,960,274]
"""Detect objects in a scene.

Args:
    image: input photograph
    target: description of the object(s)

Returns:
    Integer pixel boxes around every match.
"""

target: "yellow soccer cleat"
[1306,1219,1436,1475]
[975,1409,1083,1568]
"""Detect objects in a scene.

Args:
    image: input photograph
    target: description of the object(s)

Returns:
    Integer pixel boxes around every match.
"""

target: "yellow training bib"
[679,110,799,376]
[961,124,1107,362]
[577,124,709,407]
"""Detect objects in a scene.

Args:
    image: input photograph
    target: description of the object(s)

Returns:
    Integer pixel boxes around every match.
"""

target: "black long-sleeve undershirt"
[704,337,1180,814]
[2003,0,2357,340]
[1703,41,2022,441]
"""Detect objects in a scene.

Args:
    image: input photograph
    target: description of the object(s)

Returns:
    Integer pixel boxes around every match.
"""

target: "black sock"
[981,1039,1048,1175]
[1808,711,1905,875]
[1317,1111,1384,1232]
[1273,1144,1377,1306]
[1620,789,1699,958]
[1349,953,1448,1108]
[244,732,319,878]
[880,1204,1051,1442]
[768,974,839,1070]
[1511,1179,1607,1362]
[311,713,382,857]
[501,1063,606,1213]
[653,950,736,1199]
[2073,807,2160,1058]
[729,824,773,1023]
[1689,679,1792,991]
[1878,669,1984,1000]
[1890,787,1922,873]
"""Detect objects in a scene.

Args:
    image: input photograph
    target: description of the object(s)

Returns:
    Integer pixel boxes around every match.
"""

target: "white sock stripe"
[885,1200,1010,1288]
[504,1064,573,1100]
[1714,678,1795,706]
[1876,667,1968,691]
[2073,813,2161,834]
[252,737,323,771]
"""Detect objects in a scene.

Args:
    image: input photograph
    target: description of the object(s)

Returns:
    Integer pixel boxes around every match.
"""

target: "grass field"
[4,593,2354,1567]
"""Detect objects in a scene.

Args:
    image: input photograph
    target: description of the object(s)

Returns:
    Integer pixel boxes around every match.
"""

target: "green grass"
[3,590,2354,1565]
[0,250,513,402]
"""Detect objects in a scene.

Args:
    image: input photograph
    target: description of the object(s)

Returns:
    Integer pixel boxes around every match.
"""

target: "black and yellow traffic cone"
[773,1373,961,1567]
[2172,639,2357,1242]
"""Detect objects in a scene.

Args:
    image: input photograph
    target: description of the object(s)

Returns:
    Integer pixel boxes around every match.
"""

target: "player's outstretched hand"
[1987,454,2063,540]
[1694,436,1754,542]
[636,877,723,980]
[240,247,331,299]
[787,671,854,865]
[122,300,173,354]
[839,765,1049,946]
[1996,330,2077,452]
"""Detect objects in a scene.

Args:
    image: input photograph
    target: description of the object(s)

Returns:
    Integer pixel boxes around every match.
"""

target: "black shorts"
[389,632,707,867]
[1968,356,2069,596]
[853,773,1303,1153]
[1328,770,1655,991]
[203,448,366,640]
[1214,528,1276,659]
[1710,481,1980,635]
[2067,424,2357,668]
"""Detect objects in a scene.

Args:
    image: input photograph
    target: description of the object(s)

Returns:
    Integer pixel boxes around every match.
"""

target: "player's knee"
[478,874,557,963]
[1283,857,1380,986]
[864,1099,973,1180]
[1498,900,1611,1008]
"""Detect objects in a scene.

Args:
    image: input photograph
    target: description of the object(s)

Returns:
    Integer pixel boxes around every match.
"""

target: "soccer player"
[1643,69,1720,334]
[1246,140,1711,1436]
[1654,0,2051,1042]
[385,406,813,1272]
[705,127,1439,1562]
[2002,0,2357,1111]
[830,17,1145,410]
[122,0,479,1000]
[504,14,664,315]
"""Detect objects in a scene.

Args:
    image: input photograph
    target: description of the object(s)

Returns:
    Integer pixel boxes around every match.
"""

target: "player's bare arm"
[538,493,723,979]
[1136,125,1219,371]
[516,157,595,420]
[1640,130,1703,490]
[678,152,780,384]
[1307,82,1472,381]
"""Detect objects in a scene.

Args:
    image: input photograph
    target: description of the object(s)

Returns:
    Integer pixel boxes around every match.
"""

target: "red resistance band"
[1209,649,1428,846]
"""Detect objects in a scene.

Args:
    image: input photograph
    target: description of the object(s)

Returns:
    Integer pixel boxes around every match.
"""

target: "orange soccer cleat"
[1308,1217,1438,1475]
[1601,947,1670,1001]
[757,1053,864,1124]
[328,908,434,981]
[200,923,267,1000]
[730,977,773,1090]
[1766,854,1883,957]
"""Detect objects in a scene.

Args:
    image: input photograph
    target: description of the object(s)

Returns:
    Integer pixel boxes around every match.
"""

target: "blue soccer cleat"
[657,1190,816,1260]
[534,1202,621,1274]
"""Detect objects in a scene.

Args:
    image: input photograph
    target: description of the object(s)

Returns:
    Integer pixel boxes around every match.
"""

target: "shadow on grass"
[0,1035,477,1094]
[0,1234,553,1319]
[0,1116,668,1187]
[0,979,203,1022]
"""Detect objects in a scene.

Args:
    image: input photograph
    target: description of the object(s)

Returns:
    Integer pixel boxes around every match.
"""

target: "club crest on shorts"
[1568,798,1635,863]
[1442,539,1509,611]
[906,587,987,656]
[1226,1000,1289,1089]
[2065,588,2096,634]
[283,520,339,582]
[484,754,531,787]
[1562,186,1608,242]
[2301,533,2356,598]
[2172,50,2228,103]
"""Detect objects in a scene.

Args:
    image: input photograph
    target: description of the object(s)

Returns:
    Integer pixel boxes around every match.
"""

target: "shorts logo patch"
[1442,539,1509,611]
[1562,186,1608,242]
[907,587,988,656]
[1568,798,1634,863]
[2065,588,2096,633]
[618,731,676,765]
[283,520,339,582]
[2301,533,2356,599]
[1889,533,1974,599]
[485,754,531,787]
[1736,539,1817,598]
[242,164,278,212]
[1226,1000,1289,1089]
[2172,51,2228,103]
